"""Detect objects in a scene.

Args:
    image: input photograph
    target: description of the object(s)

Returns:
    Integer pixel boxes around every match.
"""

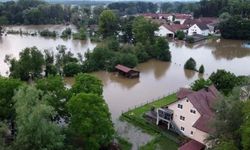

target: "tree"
[209,70,242,95]
[99,10,118,38]
[67,93,114,149]
[36,75,69,117]
[209,88,244,149]
[63,62,82,77]
[118,53,138,68]
[13,86,65,150]
[184,57,196,71]
[191,78,212,91]
[176,30,185,40]
[241,100,250,150]
[132,16,158,44]
[0,77,22,121]
[71,73,103,96]
[7,47,45,81]
[152,37,171,61]
[199,65,205,74]
[73,27,87,40]
[134,42,149,63]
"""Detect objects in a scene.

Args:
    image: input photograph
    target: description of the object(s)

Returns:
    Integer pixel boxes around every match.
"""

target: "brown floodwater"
[1,25,250,148]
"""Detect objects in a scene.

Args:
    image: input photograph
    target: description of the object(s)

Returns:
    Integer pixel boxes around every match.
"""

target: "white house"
[155,25,175,38]
[174,14,192,25]
[155,24,188,38]
[188,23,210,36]
[156,85,218,149]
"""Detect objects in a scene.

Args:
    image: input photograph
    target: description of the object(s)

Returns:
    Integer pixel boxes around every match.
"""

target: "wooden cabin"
[115,64,140,78]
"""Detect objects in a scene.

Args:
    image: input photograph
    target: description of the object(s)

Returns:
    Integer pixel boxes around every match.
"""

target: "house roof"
[162,24,188,33]
[184,17,219,26]
[115,64,138,73]
[177,88,193,99]
[175,85,218,133]
[196,23,209,30]
[174,13,192,20]
[178,140,205,150]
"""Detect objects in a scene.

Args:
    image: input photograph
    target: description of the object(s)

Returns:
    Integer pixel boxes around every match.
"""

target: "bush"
[176,30,185,40]
[199,65,205,74]
[186,36,195,43]
[184,57,196,71]
[60,28,71,38]
[118,53,138,68]
[40,29,57,37]
[191,78,212,91]
[63,62,82,77]
[73,27,87,40]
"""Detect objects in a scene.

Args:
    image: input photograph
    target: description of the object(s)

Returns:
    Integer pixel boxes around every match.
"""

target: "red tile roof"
[179,140,205,150]
[177,88,193,99]
[184,18,219,26]
[174,13,192,20]
[162,24,188,33]
[177,85,218,133]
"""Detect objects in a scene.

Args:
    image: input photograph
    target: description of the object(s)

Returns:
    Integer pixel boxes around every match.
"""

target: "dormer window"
[190,109,196,114]
[178,104,183,109]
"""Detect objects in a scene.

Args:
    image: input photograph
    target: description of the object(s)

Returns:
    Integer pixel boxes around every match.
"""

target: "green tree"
[0,77,22,121]
[191,78,212,91]
[73,27,87,40]
[14,86,65,150]
[176,30,185,40]
[36,75,69,117]
[99,10,118,38]
[209,70,242,95]
[152,37,171,61]
[132,16,158,44]
[119,53,138,68]
[134,42,149,63]
[71,73,103,96]
[63,62,82,77]
[241,100,250,150]
[7,47,45,81]
[199,65,205,74]
[184,57,196,71]
[67,93,114,150]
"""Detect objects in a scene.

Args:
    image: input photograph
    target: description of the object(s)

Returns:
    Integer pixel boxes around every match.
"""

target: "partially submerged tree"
[191,78,212,91]
[184,57,196,71]
[99,10,118,38]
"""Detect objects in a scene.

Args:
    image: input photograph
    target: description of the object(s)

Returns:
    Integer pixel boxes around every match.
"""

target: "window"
[186,99,189,102]
[181,127,185,131]
[180,116,185,121]
[190,109,196,114]
[191,131,193,135]
[178,104,183,109]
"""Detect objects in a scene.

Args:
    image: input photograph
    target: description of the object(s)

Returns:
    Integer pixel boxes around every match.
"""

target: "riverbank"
[120,93,181,149]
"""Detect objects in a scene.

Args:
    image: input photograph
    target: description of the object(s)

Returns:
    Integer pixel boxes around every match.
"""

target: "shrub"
[40,29,57,37]
[60,28,71,38]
[186,36,195,43]
[63,62,82,77]
[118,53,138,68]
[176,30,185,40]
[184,57,196,71]
[199,65,205,74]
[191,78,212,91]
[73,27,87,40]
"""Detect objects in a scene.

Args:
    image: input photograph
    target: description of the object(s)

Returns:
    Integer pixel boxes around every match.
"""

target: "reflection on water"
[184,69,196,79]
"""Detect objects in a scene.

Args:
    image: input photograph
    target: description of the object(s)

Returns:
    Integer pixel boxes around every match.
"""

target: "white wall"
[188,24,210,36]
[155,25,174,37]
[168,98,209,144]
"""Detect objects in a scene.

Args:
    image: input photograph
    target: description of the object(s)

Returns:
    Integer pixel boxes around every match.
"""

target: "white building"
[155,24,188,38]
[188,23,210,36]
[156,85,218,149]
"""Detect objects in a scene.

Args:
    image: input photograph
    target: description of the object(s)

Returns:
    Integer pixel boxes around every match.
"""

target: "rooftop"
[178,140,205,150]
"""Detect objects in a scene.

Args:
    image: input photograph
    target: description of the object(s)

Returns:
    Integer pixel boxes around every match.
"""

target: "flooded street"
[1,25,250,148]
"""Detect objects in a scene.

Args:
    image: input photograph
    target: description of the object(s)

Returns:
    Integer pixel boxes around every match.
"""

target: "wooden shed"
[115,64,140,78]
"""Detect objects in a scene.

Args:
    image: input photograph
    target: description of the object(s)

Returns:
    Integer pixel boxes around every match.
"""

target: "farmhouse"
[187,23,210,36]
[155,24,188,38]
[115,64,140,78]
[150,85,218,149]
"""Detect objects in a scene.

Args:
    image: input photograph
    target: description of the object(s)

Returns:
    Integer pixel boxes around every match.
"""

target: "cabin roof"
[115,64,138,73]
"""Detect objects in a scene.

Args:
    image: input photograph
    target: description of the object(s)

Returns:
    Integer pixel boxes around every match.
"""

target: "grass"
[117,136,132,150]
[120,93,182,150]
[140,135,178,150]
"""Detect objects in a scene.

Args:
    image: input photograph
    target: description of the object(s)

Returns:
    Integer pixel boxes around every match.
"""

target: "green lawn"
[140,135,178,150]
[120,93,181,150]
